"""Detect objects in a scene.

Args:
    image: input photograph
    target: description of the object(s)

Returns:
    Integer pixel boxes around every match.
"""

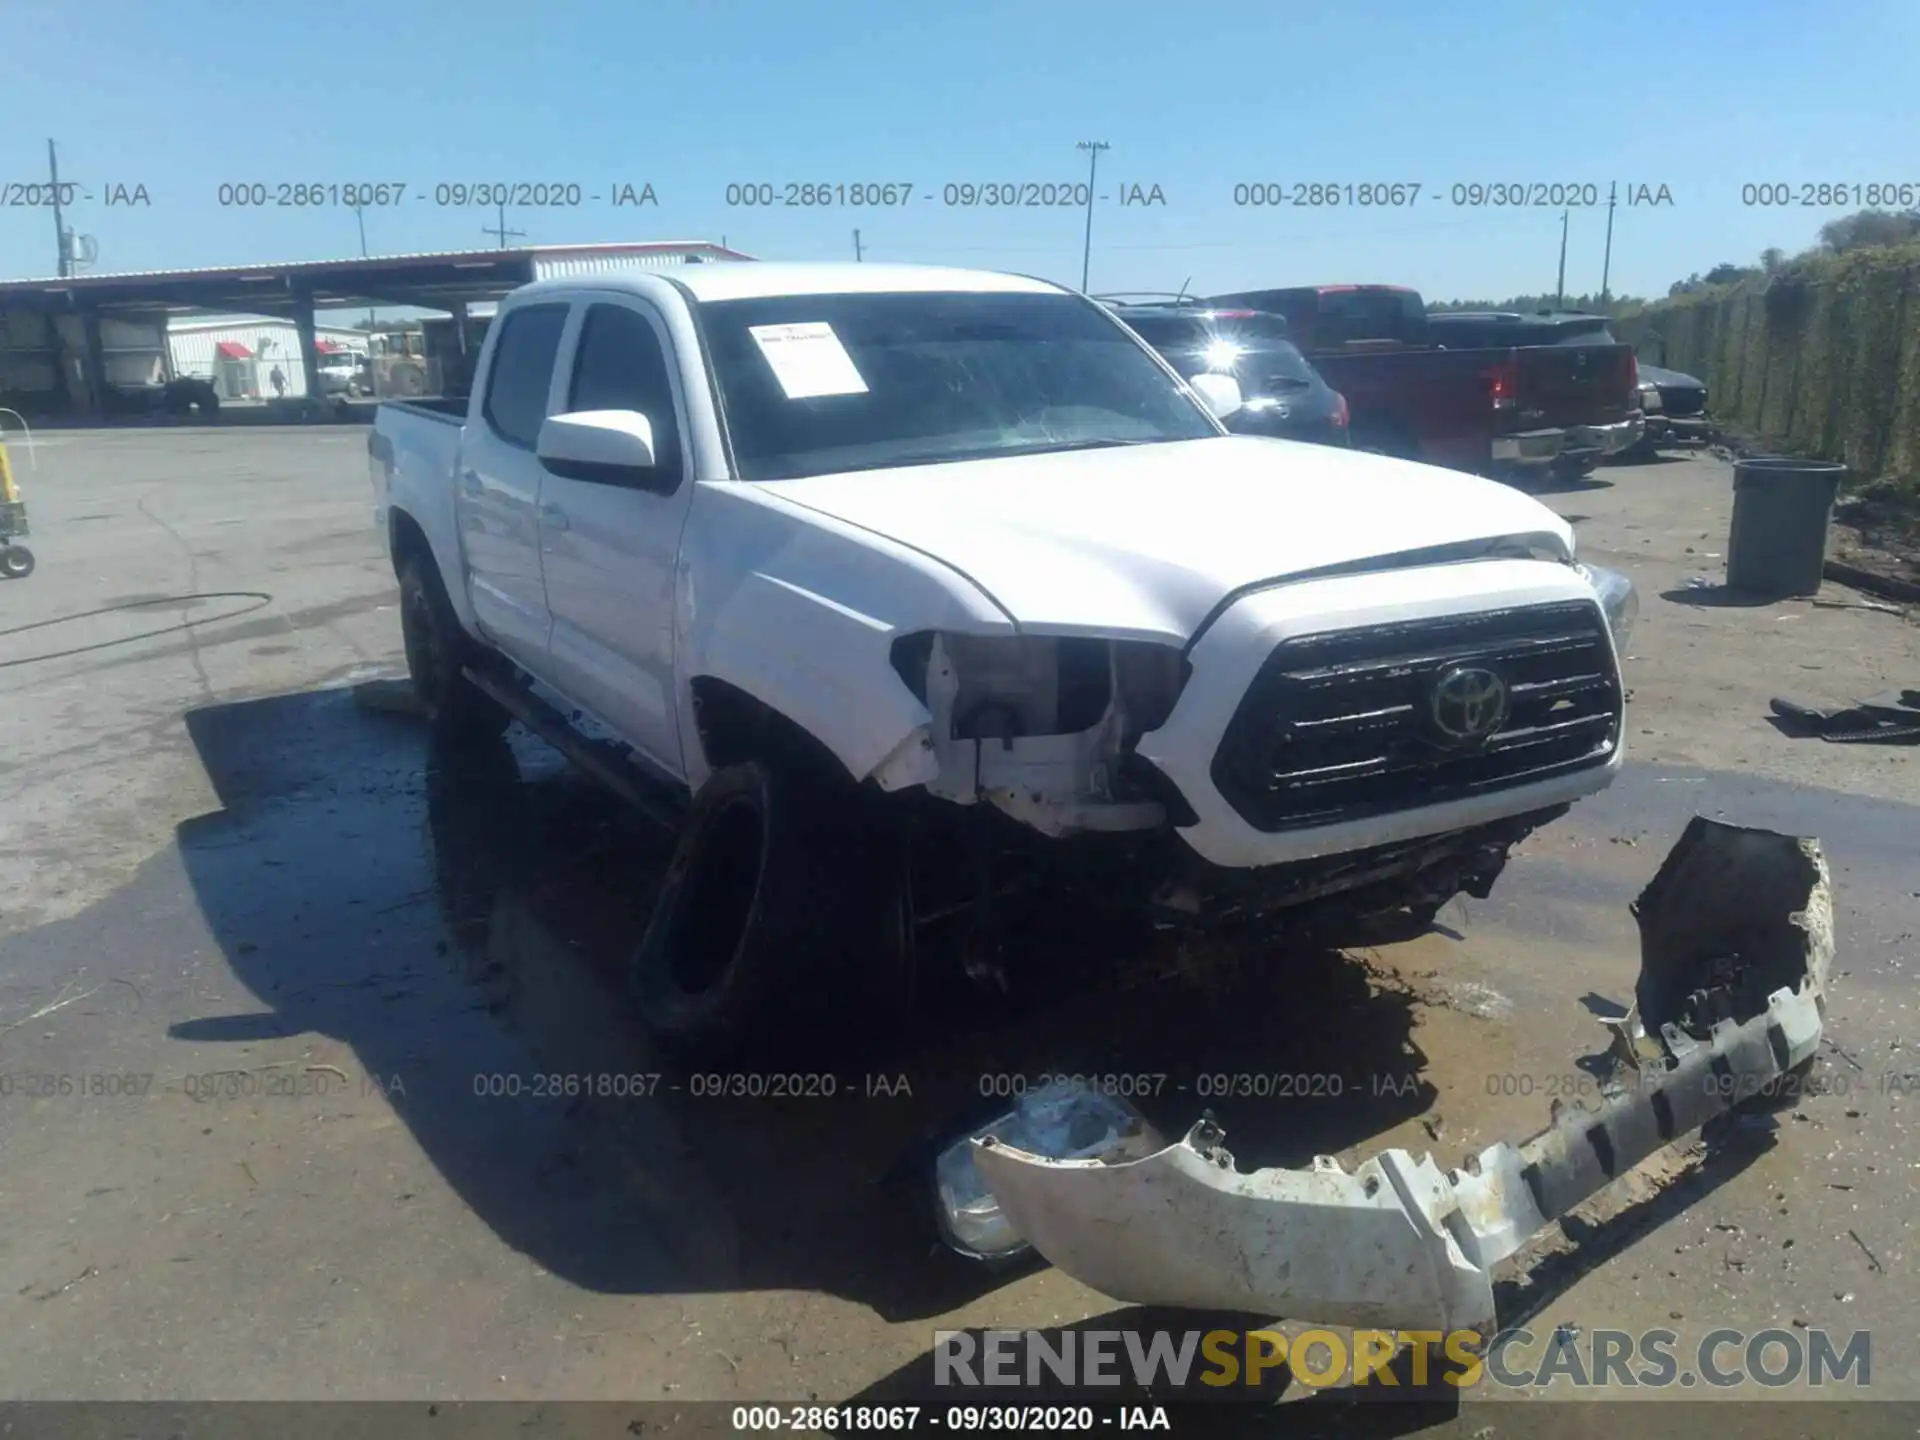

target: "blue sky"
[4,0,1915,305]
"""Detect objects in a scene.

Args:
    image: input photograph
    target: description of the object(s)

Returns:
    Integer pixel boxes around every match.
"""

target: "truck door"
[458,301,570,675]
[536,298,693,782]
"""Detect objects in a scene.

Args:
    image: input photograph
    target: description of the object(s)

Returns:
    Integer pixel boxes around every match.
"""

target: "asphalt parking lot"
[1,427,1917,1431]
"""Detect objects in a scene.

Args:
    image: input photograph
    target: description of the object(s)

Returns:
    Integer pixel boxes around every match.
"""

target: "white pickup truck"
[369,261,1636,1054]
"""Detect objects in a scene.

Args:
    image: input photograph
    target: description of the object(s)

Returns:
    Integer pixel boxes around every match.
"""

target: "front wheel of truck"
[629,758,894,1063]
[399,556,510,745]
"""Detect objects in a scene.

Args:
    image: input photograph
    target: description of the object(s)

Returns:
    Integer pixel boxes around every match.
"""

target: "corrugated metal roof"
[1,241,753,291]
[532,249,742,280]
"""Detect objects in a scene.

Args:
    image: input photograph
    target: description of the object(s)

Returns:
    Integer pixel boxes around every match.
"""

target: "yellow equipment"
[1,436,33,579]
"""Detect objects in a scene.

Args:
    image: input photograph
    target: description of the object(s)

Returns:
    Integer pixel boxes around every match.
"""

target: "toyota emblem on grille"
[1429,665,1510,741]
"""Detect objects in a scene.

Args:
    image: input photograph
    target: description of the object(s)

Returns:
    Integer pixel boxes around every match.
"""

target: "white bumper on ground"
[1136,558,1625,870]
[961,820,1835,1336]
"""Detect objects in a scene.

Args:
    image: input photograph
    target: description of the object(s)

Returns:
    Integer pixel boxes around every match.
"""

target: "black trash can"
[1725,456,1847,597]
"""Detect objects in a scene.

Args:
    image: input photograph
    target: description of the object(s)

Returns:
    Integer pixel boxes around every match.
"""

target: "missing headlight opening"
[888,632,1189,836]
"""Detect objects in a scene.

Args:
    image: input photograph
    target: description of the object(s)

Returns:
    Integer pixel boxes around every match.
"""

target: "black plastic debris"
[1769,689,1920,745]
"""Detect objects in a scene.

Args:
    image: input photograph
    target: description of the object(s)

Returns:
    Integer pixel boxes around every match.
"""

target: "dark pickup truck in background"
[1203,284,1642,482]
[1428,310,1712,459]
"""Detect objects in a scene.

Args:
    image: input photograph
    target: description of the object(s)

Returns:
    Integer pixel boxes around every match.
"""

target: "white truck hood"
[756,435,1573,643]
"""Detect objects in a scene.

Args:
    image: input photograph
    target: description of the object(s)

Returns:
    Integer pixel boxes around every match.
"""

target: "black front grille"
[1659,386,1706,418]
[1210,601,1621,832]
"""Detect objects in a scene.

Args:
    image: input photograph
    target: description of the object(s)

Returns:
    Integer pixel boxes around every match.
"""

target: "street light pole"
[47,139,69,278]
[1076,140,1109,293]
[1599,181,1618,308]
[1555,209,1569,309]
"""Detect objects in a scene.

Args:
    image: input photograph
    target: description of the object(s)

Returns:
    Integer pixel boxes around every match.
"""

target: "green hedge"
[1614,242,1920,480]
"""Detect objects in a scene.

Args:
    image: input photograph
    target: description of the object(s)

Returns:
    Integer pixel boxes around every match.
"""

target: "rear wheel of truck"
[398,556,510,744]
[629,758,894,1063]
[1,545,34,579]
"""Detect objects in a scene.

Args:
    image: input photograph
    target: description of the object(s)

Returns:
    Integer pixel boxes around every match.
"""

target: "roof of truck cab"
[525,261,1068,304]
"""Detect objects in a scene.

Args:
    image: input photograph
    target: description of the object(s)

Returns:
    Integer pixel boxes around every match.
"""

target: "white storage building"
[168,318,370,400]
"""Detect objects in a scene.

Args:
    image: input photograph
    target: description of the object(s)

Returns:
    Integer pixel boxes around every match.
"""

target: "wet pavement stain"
[1,683,1916,1404]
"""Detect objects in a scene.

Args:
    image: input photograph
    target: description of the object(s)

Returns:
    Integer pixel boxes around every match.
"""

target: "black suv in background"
[1426,310,1710,456]
[1100,298,1351,448]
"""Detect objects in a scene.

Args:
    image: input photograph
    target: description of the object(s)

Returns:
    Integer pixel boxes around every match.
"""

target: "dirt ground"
[1,429,1916,1434]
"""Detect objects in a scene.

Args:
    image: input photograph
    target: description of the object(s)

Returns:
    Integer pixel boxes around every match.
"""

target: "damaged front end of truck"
[936,818,1835,1337]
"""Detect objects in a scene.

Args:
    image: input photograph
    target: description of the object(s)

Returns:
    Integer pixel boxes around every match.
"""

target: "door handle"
[540,502,569,531]
[460,470,483,496]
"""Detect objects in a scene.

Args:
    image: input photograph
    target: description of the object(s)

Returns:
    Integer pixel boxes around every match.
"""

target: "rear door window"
[1316,289,1424,344]
[481,303,570,448]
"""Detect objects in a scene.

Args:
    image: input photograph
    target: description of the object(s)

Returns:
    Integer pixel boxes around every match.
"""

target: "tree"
[1703,262,1753,285]
[1817,208,1920,253]
[1760,246,1785,273]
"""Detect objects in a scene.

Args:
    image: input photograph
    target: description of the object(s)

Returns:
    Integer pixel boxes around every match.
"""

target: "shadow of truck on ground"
[176,685,1443,1322]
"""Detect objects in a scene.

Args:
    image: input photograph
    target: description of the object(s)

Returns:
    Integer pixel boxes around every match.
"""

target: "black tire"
[398,554,510,743]
[1,545,33,579]
[629,758,893,1062]
[1553,455,1599,481]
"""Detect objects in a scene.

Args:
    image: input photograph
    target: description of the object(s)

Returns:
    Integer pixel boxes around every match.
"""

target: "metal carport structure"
[0,241,751,417]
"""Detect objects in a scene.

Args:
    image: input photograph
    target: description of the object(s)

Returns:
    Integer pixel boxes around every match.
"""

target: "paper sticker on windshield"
[748,322,870,399]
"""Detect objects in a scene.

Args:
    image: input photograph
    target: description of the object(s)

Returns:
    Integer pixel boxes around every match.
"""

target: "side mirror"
[1188,372,1243,421]
[536,410,658,483]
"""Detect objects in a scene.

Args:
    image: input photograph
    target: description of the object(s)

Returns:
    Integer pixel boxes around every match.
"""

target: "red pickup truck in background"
[1203,284,1643,482]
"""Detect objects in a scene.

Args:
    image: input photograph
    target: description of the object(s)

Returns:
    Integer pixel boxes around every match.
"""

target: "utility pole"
[482,201,525,250]
[1555,209,1569,309]
[353,203,375,330]
[48,139,70,278]
[1599,181,1618,309]
[1076,139,1110,293]
[853,228,863,262]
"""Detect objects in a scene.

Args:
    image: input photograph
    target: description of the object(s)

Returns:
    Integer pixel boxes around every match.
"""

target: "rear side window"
[566,304,683,476]
[1316,290,1424,344]
[482,304,569,448]
[1551,324,1618,346]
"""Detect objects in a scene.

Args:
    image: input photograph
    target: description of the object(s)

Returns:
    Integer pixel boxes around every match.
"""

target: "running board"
[462,665,687,833]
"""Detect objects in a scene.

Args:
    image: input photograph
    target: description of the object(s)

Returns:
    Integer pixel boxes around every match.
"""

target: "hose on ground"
[0,591,274,669]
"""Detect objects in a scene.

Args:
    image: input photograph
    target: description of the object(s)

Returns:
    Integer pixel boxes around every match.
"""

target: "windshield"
[699,291,1218,481]
[1122,314,1316,385]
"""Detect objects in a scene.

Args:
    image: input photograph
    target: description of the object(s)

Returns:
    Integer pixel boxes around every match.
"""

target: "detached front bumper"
[1492,415,1645,468]
[962,819,1834,1336]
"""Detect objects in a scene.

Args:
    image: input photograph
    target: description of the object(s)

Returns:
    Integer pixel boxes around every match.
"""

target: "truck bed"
[384,397,466,423]
[1204,285,1637,475]
[1279,339,1637,473]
